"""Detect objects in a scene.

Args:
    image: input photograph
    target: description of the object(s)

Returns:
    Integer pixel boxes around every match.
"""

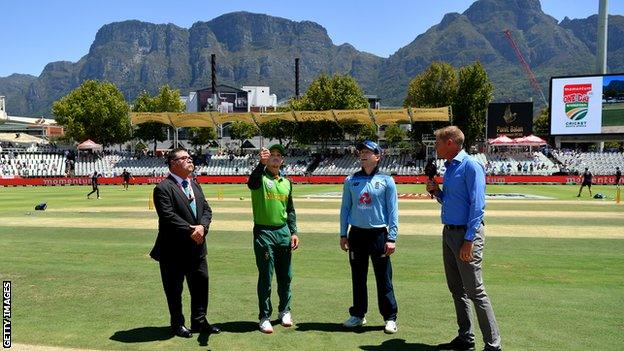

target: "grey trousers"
[443,225,501,349]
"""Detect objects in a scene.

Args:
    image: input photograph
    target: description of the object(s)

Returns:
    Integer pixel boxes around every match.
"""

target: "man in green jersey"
[247,144,299,334]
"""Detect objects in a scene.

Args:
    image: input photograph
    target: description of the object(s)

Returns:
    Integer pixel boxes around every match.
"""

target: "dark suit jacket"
[150,175,212,263]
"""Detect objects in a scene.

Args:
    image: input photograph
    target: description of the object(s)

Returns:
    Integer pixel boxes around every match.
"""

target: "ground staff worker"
[247,144,299,334]
[340,140,398,334]
[427,126,502,351]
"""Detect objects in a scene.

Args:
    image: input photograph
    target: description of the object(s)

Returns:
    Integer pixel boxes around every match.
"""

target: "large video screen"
[550,73,624,135]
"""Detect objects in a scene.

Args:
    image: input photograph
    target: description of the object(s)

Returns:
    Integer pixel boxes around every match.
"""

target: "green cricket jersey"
[247,164,297,234]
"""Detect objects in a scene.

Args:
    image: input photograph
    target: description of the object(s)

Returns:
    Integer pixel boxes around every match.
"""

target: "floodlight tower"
[596,0,609,74]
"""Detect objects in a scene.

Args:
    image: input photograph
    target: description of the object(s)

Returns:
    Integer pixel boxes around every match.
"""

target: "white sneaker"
[384,320,397,334]
[343,315,367,328]
[259,318,273,334]
[278,311,293,327]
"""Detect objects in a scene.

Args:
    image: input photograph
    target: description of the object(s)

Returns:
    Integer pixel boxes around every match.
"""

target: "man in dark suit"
[150,148,220,338]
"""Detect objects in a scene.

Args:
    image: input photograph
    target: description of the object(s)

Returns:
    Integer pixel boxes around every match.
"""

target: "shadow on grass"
[295,322,384,333]
[215,321,258,333]
[109,326,172,343]
[196,331,211,347]
[359,338,437,351]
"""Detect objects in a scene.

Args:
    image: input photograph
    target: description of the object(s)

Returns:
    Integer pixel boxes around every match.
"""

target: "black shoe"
[437,336,476,350]
[483,348,502,351]
[191,322,221,334]
[172,325,193,338]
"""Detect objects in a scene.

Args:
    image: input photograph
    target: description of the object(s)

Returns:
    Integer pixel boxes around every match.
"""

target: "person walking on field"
[247,144,299,334]
[340,140,399,335]
[577,167,593,197]
[121,168,134,190]
[426,126,502,351]
[87,171,102,199]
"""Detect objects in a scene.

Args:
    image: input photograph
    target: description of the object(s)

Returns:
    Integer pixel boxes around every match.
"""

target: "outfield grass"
[1,184,623,350]
[602,102,624,127]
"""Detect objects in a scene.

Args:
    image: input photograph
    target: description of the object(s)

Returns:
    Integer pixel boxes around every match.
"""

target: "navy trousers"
[347,226,398,321]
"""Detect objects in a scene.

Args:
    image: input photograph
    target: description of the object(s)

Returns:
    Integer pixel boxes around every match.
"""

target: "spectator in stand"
[577,168,593,197]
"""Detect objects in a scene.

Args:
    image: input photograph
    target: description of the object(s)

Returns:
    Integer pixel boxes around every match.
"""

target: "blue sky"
[0,0,622,77]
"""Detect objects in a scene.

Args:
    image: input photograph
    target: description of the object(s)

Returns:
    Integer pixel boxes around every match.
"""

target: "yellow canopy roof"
[170,113,216,128]
[129,106,451,127]
[254,111,297,124]
[372,109,411,125]
[293,110,335,122]
[411,107,451,122]
[130,112,173,126]
[333,109,374,125]
[212,113,256,126]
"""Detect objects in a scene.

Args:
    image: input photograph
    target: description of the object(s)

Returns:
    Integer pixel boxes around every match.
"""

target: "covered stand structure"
[77,139,103,152]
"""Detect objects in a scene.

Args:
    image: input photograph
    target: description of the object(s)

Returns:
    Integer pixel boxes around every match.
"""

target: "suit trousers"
[347,226,398,321]
[159,258,208,328]
[443,225,501,349]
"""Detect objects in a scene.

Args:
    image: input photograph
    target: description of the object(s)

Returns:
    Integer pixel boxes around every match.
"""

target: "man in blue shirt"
[340,140,399,334]
[427,126,502,351]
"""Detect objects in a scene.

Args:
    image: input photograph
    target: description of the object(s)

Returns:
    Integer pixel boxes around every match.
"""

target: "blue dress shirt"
[436,150,485,241]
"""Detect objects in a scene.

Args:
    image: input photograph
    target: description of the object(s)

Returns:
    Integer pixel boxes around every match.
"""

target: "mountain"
[1,0,623,117]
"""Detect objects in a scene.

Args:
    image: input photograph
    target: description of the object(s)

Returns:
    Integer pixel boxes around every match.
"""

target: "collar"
[356,165,379,177]
[169,172,191,186]
[445,149,468,167]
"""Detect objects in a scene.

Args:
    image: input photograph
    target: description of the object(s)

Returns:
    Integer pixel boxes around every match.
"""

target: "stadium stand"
[552,150,624,175]
[1,148,623,178]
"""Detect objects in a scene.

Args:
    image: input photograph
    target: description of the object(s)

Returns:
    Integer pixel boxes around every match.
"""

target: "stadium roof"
[129,106,451,128]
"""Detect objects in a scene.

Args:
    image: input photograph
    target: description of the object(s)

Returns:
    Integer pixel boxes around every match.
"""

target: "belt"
[444,224,467,230]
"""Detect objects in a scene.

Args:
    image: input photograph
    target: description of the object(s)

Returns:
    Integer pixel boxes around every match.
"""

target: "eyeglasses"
[173,156,192,161]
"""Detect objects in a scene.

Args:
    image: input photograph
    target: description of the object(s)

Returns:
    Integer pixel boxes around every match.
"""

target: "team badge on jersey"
[266,179,274,189]
[359,192,372,205]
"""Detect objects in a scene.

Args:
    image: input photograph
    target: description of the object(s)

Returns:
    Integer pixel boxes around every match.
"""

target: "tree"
[294,121,343,148]
[403,61,493,150]
[340,119,377,143]
[258,119,298,148]
[189,127,217,153]
[288,74,369,149]
[533,107,550,138]
[229,121,259,151]
[290,74,368,111]
[151,85,186,113]
[453,62,493,149]
[132,91,166,154]
[131,86,186,153]
[52,80,131,145]
[404,61,457,108]
[383,124,406,148]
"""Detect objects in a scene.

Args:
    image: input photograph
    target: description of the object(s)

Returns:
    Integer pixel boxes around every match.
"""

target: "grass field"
[1,183,623,351]
[601,102,624,127]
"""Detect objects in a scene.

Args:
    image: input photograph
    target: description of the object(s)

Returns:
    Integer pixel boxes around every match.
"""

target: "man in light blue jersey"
[427,126,502,351]
[340,140,399,334]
